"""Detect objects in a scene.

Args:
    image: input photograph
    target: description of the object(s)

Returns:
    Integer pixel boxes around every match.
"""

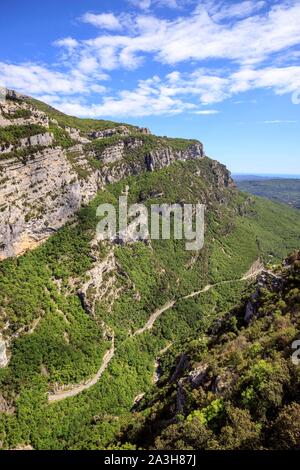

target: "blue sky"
[1,0,300,174]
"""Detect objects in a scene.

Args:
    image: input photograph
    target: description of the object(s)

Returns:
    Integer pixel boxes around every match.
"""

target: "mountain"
[0,89,203,260]
[0,90,300,450]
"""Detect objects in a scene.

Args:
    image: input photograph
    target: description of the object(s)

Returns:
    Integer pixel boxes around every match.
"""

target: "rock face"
[0,335,8,368]
[94,138,143,164]
[77,251,119,317]
[0,89,235,261]
[88,125,151,140]
[0,91,49,129]
[0,147,85,259]
[88,126,131,139]
[145,143,204,172]
[20,132,53,148]
[64,127,89,144]
[0,142,207,260]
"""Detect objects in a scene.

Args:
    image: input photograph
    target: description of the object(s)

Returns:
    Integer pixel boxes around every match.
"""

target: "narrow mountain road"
[48,336,115,403]
[48,259,263,403]
[133,260,264,333]
[133,301,176,337]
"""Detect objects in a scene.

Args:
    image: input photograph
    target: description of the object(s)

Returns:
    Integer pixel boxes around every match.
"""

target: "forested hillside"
[1,93,300,450]
[117,252,300,450]
[1,157,300,449]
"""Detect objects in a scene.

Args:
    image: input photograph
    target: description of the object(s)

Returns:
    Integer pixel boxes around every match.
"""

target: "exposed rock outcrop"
[0,335,9,368]
[20,132,53,148]
[93,138,143,164]
[88,125,151,140]
[77,251,119,317]
[0,90,234,261]
[88,125,131,139]
[0,147,85,259]
[64,126,89,144]
[145,142,204,172]
[0,139,207,259]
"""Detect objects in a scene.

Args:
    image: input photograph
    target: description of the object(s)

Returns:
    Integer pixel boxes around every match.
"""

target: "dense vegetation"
[236,178,300,209]
[0,124,46,146]
[49,122,74,149]
[1,156,300,449]
[117,252,300,450]
[2,109,32,120]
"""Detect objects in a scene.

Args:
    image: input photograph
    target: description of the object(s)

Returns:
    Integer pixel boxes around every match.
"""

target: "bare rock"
[188,363,209,387]
[20,132,53,148]
[0,335,8,368]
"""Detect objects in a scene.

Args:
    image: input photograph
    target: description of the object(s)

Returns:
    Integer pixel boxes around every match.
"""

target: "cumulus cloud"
[54,37,79,49]
[81,12,122,30]
[128,0,191,9]
[0,62,107,97]
[38,64,300,118]
[3,1,300,119]
[55,76,195,117]
[230,66,300,95]
[209,0,266,22]
[129,0,152,10]
[54,1,300,72]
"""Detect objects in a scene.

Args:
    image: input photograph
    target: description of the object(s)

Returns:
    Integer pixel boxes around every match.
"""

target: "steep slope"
[0,160,300,449]
[0,89,203,259]
[0,91,300,450]
[117,253,300,450]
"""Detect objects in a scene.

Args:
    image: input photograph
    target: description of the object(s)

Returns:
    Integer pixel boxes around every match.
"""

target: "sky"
[0,0,300,174]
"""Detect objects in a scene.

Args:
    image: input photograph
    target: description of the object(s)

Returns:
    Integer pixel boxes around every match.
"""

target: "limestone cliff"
[0,88,234,260]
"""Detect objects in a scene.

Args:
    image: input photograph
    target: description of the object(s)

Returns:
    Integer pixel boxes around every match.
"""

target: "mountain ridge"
[0,89,206,260]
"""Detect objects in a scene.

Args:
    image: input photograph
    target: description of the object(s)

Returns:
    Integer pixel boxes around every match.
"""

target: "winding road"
[133,301,176,337]
[48,260,263,403]
[48,336,115,403]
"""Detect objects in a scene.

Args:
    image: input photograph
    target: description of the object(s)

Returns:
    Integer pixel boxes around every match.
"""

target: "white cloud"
[129,0,152,10]
[2,54,300,118]
[230,66,300,95]
[77,56,99,73]
[155,0,181,8]
[81,12,122,30]
[262,120,298,124]
[49,62,300,118]
[54,37,79,49]
[154,2,300,65]
[210,1,266,22]
[194,109,220,115]
[55,1,300,73]
[3,1,300,119]
[128,0,190,9]
[0,62,107,97]
[48,75,196,117]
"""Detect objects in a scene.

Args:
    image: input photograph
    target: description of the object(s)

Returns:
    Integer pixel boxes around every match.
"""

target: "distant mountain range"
[233,174,300,181]
[235,175,300,209]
